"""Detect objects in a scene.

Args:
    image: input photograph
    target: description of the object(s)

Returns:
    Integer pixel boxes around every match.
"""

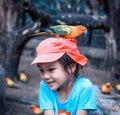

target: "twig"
[6,95,39,106]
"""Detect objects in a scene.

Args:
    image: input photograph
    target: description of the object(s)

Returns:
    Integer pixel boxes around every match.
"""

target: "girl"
[32,37,97,115]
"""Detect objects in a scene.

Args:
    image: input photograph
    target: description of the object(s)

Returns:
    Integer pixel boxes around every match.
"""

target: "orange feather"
[30,25,87,39]
[30,104,43,115]
[5,77,19,89]
[62,25,87,39]
[101,82,112,94]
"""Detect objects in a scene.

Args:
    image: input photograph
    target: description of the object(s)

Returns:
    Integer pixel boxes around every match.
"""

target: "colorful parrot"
[115,83,120,93]
[30,104,43,115]
[101,82,112,94]
[18,71,28,84]
[5,77,19,89]
[29,25,87,39]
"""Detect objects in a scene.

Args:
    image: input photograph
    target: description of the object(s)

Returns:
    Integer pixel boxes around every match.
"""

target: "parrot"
[29,24,87,39]
[18,71,28,84]
[30,104,43,115]
[101,82,112,94]
[114,83,120,94]
[5,77,20,89]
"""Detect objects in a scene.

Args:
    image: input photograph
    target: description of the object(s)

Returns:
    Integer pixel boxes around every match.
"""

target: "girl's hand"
[44,110,54,115]
[76,110,88,115]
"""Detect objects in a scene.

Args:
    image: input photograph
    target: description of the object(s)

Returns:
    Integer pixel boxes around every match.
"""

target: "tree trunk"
[0,65,5,108]
[105,0,120,85]
[0,0,21,79]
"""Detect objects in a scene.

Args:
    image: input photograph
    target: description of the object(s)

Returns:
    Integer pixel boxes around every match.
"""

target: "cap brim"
[31,52,65,64]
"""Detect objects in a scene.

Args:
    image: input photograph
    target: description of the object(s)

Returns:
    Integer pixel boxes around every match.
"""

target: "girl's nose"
[42,73,51,80]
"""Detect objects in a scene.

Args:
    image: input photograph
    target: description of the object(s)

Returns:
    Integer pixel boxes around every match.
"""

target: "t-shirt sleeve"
[38,81,54,110]
[77,79,97,110]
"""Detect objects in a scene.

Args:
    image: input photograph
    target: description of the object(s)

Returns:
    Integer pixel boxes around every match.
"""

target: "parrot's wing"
[51,25,72,35]
[29,32,50,37]
[29,25,72,37]
[40,28,54,33]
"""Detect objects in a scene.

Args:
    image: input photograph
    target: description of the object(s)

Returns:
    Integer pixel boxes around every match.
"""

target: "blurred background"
[0,0,120,115]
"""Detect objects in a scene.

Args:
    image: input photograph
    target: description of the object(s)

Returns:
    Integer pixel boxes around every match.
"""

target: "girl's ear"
[67,63,76,73]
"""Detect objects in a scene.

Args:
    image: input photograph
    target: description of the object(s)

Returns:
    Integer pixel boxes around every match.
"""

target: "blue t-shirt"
[38,76,97,115]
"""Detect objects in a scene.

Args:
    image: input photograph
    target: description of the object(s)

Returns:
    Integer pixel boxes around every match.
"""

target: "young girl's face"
[38,61,68,90]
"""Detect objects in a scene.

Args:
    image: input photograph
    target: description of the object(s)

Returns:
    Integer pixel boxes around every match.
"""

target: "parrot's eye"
[81,26,85,29]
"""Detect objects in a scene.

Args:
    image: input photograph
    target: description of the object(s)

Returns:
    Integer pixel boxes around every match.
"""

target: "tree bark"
[0,0,21,79]
[0,65,5,108]
[50,14,109,31]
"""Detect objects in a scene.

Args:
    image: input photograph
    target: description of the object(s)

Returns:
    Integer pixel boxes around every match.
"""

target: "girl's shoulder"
[77,75,92,82]
[40,80,54,94]
[40,80,49,89]
[76,76,93,88]
[40,80,46,85]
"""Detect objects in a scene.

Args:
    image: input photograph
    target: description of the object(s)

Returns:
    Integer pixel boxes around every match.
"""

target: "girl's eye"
[39,69,44,72]
[49,68,56,71]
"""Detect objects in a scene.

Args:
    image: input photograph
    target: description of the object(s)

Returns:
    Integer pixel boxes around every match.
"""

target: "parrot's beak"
[81,30,87,38]
[83,30,87,35]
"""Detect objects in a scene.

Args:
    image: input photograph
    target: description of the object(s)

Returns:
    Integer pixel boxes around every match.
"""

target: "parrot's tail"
[29,32,50,37]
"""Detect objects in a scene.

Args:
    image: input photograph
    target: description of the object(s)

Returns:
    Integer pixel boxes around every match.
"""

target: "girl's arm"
[44,110,54,115]
[76,110,88,115]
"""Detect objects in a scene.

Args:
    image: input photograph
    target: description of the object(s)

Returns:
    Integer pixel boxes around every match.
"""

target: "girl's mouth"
[46,81,55,87]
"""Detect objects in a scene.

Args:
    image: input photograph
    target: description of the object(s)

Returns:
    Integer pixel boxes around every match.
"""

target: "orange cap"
[31,37,88,66]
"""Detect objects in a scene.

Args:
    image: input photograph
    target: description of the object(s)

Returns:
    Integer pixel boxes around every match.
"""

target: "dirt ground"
[0,56,107,115]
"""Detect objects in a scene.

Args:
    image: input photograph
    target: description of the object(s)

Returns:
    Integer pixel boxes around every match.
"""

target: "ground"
[0,56,107,115]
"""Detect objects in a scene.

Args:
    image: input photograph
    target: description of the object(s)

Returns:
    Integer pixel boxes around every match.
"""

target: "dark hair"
[58,53,80,77]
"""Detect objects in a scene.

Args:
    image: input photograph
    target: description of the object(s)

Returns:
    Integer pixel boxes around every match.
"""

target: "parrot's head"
[105,82,111,88]
[73,25,88,38]
[30,104,36,109]
[77,25,87,34]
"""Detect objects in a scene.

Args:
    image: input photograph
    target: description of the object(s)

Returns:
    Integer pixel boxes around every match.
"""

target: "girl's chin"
[47,83,58,90]
[49,86,58,90]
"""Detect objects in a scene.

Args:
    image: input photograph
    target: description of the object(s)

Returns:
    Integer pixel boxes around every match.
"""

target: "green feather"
[50,25,71,35]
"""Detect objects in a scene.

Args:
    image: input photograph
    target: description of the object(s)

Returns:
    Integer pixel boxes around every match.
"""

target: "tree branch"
[50,14,110,32]
[6,95,39,106]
